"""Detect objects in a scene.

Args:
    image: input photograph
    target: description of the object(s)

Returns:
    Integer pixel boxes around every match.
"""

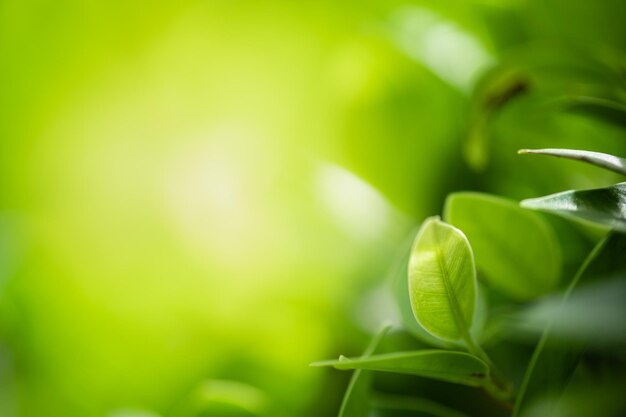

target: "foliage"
[0,1,625,417]
[315,22,626,412]
[316,140,626,415]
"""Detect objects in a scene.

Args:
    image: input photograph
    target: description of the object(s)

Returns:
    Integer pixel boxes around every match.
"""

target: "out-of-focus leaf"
[445,192,561,300]
[108,411,161,417]
[336,326,391,417]
[175,380,266,417]
[563,96,626,129]
[518,148,626,176]
[513,233,626,417]
[511,278,626,346]
[0,215,25,299]
[372,393,470,417]
[521,183,626,232]
[312,350,488,387]
[534,379,626,417]
[465,69,530,171]
[408,217,476,342]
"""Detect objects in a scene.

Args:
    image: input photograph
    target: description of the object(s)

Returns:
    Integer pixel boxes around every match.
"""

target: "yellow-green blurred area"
[0,0,624,416]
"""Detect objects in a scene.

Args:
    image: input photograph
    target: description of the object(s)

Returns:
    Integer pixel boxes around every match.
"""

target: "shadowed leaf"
[372,393,471,417]
[563,96,626,129]
[514,233,626,417]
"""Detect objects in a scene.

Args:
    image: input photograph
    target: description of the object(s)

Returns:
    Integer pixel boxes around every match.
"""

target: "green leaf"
[445,193,561,301]
[372,394,471,417]
[521,182,626,232]
[513,233,626,417]
[464,69,530,171]
[563,96,626,129]
[312,350,489,387]
[408,217,476,342]
[513,278,626,346]
[335,326,391,417]
[518,148,626,176]
[389,232,454,348]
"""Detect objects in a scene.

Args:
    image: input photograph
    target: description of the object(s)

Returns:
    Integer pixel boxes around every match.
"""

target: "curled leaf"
[518,148,626,176]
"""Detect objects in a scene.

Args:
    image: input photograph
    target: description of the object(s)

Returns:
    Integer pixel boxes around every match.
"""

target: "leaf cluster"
[314,126,626,416]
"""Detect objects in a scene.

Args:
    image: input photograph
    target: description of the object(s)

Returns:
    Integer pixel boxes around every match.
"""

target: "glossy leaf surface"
[518,148,626,176]
[521,183,626,232]
[408,217,476,341]
[445,193,561,300]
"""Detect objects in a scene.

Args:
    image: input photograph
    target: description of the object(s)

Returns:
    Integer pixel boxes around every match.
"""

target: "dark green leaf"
[372,393,471,417]
[464,69,530,171]
[513,233,626,417]
[564,96,626,129]
[521,182,626,232]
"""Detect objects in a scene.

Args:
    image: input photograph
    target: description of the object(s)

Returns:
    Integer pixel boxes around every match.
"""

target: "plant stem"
[463,332,513,402]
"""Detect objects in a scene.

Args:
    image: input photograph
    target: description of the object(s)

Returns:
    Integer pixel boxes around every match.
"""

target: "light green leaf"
[408,217,476,342]
[312,350,488,387]
[389,232,454,348]
[445,193,561,301]
[518,148,626,176]
[514,233,626,417]
[521,182,626,232]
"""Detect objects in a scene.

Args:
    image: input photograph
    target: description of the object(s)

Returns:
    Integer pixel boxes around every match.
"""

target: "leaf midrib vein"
[433,225,468,340]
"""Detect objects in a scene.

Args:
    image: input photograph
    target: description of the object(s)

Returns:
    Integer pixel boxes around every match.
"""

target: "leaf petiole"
[463,331,513,402]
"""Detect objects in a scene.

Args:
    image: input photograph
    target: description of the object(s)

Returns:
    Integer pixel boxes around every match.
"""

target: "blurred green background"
[0,1,624,416]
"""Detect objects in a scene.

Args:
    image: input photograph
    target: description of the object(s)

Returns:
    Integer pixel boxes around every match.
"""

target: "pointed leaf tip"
[520,183,626,232]
[517,148,626,176]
